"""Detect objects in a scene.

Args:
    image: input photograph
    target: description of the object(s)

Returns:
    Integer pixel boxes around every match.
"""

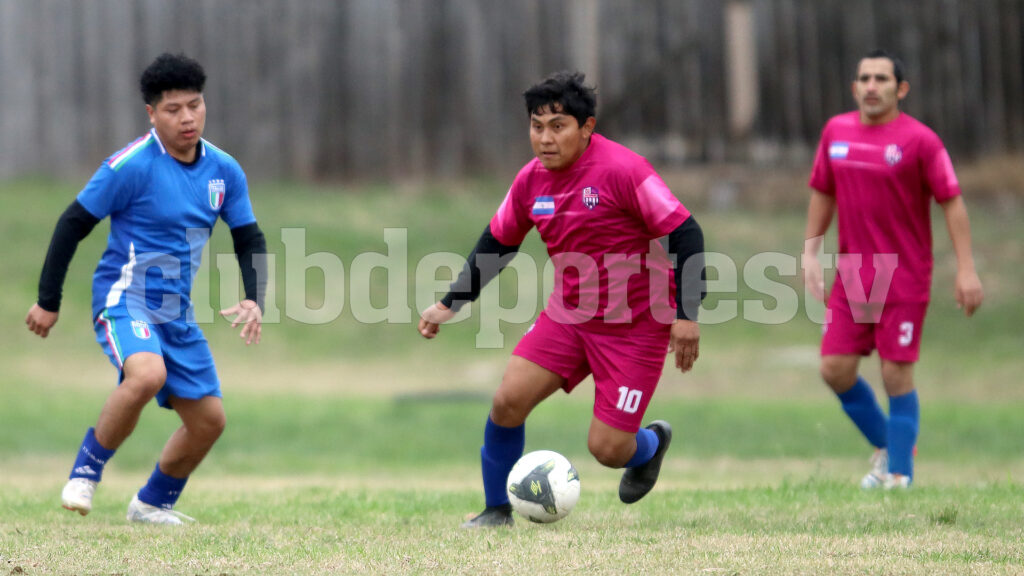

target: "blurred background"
[2,0,1023,183]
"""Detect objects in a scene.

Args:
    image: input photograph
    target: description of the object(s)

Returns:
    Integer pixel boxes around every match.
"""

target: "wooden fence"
[0,0,1021,182]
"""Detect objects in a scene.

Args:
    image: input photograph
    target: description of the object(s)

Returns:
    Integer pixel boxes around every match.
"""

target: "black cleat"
[618,420,672,504]
[460,504,515,528]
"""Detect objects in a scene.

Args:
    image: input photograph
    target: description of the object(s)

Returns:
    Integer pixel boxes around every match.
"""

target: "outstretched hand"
[25,303,59,338]
[221,300,262,345]
[418,302,456,339]
[669,319,700,373]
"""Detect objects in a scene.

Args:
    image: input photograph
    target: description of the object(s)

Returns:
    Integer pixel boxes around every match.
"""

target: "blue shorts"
[93,305,221,409]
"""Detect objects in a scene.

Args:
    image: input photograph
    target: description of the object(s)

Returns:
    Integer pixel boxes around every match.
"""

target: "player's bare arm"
[802,191,836,301]
[940,195,984,316]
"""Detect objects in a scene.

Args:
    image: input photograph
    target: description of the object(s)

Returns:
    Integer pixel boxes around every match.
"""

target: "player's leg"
[876,302,927,488]
[880,360,916,488]
[64,311,165,516]
[462,355,567,528]
[128,395,224,524]
[128,323,221,524]
[821,295,889,487]
[95,352,168,448]
[462,312,581,528]
[576,325,671,503]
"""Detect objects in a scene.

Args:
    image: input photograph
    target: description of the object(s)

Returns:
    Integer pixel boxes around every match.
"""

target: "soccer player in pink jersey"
[418,71,705,527]
[803,50,984,489]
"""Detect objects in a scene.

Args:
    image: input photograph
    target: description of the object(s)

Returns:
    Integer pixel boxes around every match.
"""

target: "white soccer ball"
[506,450,580,523]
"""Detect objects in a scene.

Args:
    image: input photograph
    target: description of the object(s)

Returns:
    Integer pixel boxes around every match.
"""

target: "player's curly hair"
[523,71,597,127]
[139,53,206,105]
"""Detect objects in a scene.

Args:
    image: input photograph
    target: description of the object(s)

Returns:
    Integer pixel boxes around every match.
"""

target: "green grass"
[1,178,1023,574]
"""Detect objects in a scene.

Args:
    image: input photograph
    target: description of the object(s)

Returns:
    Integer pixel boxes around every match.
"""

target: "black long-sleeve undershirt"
[37,200,100,312]
[668,215,706,321]
[37,200,268,314]
[441,216,706,321]
[440,225,520,312]
[230,222,268,312]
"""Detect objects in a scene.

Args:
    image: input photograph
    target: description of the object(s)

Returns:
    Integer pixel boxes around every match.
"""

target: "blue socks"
[837,377,888,449]
[69,427,116,482]
[888,390,919,478]
[625,427,659,468]
[136,463,188,509]
[480,417,525,507]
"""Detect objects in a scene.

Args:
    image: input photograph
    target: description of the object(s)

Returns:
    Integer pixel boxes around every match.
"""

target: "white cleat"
[884,473,911,490]
[61,478,98,516]
[126,495,195,525]
[859,448,888,490]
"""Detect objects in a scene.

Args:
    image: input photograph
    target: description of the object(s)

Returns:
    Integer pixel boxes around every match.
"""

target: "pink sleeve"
[808,126,834,195]
[921,135,961,202]
[488,180,532,245]
[634,173,690,237]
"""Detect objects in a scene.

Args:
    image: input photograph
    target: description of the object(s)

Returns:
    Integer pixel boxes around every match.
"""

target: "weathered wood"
[0,0,1020,182]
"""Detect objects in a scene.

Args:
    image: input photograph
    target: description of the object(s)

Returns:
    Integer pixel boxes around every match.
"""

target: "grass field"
[1,178,1023,575]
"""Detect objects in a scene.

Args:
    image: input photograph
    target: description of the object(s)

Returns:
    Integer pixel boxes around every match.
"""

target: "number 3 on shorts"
[616,387,643,414]
[898,321,914,347]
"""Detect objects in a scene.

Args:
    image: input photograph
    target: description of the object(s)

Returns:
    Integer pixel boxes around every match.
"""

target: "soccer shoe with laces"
[460,504,514,528]
[61,478,98,516]
[859,448,888,490]
[126,495,195,525]
[619,420,672,504]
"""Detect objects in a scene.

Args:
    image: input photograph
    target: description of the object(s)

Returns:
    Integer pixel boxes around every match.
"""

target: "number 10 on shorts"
[616,387,643,414]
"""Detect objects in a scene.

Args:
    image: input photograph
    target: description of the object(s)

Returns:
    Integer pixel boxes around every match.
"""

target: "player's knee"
[198,412,226,442]
[819,357,854,391]
[587,436,631,468]
[490,389,528,427]
[122,365,167,400]
[881,362,914,395]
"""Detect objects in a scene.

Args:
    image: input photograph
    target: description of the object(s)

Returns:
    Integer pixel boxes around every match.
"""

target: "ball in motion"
[506,450,580,523]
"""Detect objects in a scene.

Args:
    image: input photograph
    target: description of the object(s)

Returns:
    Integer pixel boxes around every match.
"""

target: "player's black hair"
[140,53,206,105]
[861,49,906,84]
[523,71,597,127]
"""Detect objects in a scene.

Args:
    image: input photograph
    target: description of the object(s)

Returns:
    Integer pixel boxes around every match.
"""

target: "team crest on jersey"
[131,320,151,340]
[208,179,226,209]
[884,144,903,166]
[582,186,599,210]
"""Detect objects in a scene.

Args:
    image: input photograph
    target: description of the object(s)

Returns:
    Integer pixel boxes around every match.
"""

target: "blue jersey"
[77,128,256,323]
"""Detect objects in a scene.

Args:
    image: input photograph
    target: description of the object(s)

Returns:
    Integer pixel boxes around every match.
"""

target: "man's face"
[529,105,595,171]
[852,58,908,124]
[146,90,206,160]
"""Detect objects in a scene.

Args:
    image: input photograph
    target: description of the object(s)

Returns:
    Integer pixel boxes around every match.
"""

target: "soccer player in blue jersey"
[25,53,267,524]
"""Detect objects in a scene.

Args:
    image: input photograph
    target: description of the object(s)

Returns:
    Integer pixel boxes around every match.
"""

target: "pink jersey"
[809,112,961,303]
[490,133,691,331]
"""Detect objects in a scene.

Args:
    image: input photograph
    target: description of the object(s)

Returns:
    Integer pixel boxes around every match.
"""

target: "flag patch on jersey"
[131,320,151,340]
[829,142,850,159]
[208,179,226,209]
[582,186,599,210]
[532,196,555,215]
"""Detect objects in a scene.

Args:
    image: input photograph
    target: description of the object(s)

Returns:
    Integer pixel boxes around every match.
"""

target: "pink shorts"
[512,310,670,433]
[822,294,929,363]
